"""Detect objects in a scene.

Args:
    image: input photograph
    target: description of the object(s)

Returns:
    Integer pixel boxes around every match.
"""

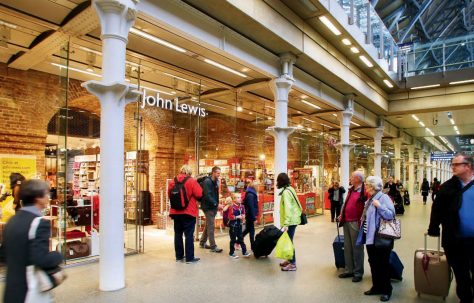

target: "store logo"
[140,89,206,117]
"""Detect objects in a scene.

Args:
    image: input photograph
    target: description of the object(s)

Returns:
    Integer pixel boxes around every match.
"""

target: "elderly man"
[428,153,474,303]
[338,171,367,282]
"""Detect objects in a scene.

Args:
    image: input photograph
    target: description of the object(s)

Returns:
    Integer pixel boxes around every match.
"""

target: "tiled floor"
[1,196,459,302]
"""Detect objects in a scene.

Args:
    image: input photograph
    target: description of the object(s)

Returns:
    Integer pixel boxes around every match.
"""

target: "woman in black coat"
[3,180,63,303]
[242,182,259,252]
[421,178,430,205]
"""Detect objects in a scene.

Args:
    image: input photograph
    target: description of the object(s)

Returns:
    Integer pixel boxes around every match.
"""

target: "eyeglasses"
[451,162,469,167]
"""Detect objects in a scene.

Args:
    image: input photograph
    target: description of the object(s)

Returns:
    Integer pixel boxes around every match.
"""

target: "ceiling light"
[130,28,186,53]
[197,101,226,110]
[320,123,332,128]
[383,79,393,88]
[301,100,321,109]
[142,86,175,96]
[419,121,425,127]
[297,124,304,129]
[249,111,253,115]
[350,47,360,53]
[85,66,94,72]
[342,38,351,45]
[410,84,440,90]
[319,16,341,36]
[454,126,458,131]
[449,118,455,125]
[332,113,337,117]
[268,117,273,120]
[204,58,247,78]
[307,128,312,131]
[0,20,17,29]
[301,95,308,99]
[353,135,360,138]
[425,128,435,136]
[449,79,474,85]
[456,130,460,135]
[265,105,275,110]
[350,121,360,126]
[359,55,374,68]
[163,72,202,86]
[411,114,419,121]
[302,117,315,123]
[78,46,101,56]
[51,62,101,77]
[237,106,243,112]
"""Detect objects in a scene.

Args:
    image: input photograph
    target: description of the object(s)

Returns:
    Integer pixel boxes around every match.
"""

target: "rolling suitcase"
[389,251,404,281]
[395,203,405,215]
[253,225,283,258]
[414,234,452,300]
[333,224,345,269]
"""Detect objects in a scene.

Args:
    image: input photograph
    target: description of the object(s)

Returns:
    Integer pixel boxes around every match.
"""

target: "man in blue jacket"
[199,166,223,253]
[243,182,259,252]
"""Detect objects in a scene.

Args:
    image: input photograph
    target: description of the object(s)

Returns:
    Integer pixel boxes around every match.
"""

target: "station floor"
[6,196,460,303]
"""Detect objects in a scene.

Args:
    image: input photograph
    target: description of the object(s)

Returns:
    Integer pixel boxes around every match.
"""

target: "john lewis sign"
[140,89,206,117]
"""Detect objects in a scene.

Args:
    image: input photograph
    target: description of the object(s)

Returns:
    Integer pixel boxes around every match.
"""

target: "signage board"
[431,151,455,161]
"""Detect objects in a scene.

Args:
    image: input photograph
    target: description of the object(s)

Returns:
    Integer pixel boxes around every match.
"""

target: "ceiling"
[0,0,473,154]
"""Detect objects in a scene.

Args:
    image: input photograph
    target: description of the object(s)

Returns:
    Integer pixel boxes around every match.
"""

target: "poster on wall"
[0,154,37,188]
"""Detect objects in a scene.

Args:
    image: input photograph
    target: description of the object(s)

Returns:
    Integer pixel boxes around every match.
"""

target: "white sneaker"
[242,252,251,257]
[229,253,239,259]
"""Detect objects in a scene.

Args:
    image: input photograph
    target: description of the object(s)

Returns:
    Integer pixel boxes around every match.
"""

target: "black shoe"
[199,244,211,249]
[186,257,200,264]
[176,257,184,262]
[380,294,391,302]
[352,276,362,282]
[210,247,223,253]
[338,272,354,278]
[364,289,381,296]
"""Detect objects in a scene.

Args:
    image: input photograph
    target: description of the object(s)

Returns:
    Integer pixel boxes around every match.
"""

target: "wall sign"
[431,151,455,161]
[140,89,206,117]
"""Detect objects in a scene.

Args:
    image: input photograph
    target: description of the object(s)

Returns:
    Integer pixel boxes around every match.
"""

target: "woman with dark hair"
[3,179,63,303]
[277,173,302,272]
[9,173,26,212]
[420,178,430,205]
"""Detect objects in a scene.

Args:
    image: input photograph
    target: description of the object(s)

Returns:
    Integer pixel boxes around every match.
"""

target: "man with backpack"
[199,166,223,253]
[169,165,203,264]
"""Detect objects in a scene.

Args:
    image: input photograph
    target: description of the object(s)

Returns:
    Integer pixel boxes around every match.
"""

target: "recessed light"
[237,106,243,112]
[342,38,351,45]
[249,112,253,115]
[319,16,341,36]
[411,84,440,90]
[383,79,393,88]
[411,115,419,121]
[449,79,474,85]
[350,47,360,53]
[359,55,374,68]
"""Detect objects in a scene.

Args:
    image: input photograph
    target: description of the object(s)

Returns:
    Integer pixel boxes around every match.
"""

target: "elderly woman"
[357,176,396,302]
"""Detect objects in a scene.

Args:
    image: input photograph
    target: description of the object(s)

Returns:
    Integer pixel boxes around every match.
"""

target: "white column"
[374,126,384,177]
[418,151,425,186]
[82,0,140,292]
[393,138,402,181]
[407,145,416,199]
[426,152,432,184]
[267,54,296,228]
[402,155,407,186]
[431,160,436,180]
[337,97,355,191]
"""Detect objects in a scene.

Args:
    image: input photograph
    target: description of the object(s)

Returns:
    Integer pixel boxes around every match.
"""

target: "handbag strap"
[279,187,303,211]
[28,217,42,240]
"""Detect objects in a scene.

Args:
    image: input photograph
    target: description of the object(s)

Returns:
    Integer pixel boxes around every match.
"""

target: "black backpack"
[169,177,190,210]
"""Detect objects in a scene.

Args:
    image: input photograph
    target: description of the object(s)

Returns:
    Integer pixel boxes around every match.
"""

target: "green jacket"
[279,186,302,227]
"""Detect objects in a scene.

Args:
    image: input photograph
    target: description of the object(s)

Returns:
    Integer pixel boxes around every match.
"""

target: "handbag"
[58,240,90,260]
[374,234,394,248]
[378,217,401,239]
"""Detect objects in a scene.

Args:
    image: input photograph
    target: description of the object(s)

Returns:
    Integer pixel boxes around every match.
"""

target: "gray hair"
[454,153,474,169]
[352,170,365,182]
[180,165,193,176]
[365,176,383,191]
[19,179,49,206]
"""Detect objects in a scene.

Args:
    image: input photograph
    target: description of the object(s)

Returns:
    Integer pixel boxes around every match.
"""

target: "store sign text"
[141,89,206,117]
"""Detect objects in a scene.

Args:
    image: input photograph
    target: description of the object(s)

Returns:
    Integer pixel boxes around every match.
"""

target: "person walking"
[338,171,367,283]
[168,165,203,264]
[328,181,346,222]
[9,173,25,212]
[242,181,259,252]
[277,173,302,272]
[357,176,396,302]
[428,153,474,303]
[199,166,223,253]
[430,177,440,202]
[420,178,430,205]
[224,195,251,259]
[3,179,63,303]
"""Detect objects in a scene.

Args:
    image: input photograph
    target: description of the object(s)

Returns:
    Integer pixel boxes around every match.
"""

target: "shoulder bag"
[377,193,401,240]
[281,187,307,225]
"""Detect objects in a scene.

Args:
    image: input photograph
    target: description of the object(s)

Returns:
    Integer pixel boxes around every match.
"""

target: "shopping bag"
[275,231,294,260]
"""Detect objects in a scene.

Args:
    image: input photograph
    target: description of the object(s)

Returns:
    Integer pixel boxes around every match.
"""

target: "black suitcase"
[389,251,404,281]
[253,225,283,258]
[333,225,345,269]
[395,203,405,215]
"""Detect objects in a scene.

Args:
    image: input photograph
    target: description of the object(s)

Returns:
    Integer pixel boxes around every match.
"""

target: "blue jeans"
[173,215,196,262]
[287,225,297,264]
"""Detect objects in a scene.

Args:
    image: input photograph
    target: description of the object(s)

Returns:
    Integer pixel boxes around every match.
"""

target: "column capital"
[265,126,296,138]
[339,108,353,127]
[278,53,297,79]
[94,0,138,42]
[335,142,356,150]
[82,81,141,105]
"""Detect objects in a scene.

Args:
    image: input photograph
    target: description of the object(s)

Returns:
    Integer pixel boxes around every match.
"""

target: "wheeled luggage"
[414,234,452,300]
[389,251,404,281]
[333,224,345,269]
[395,203,405,215]
[403,191,410,205]
[253,225,283,258]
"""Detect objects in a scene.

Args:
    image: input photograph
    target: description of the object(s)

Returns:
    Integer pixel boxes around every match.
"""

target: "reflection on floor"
[1,196,459,302]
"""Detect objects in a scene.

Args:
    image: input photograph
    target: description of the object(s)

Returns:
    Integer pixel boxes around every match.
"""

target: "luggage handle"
[336,218,342,241]
[424,233,441,256]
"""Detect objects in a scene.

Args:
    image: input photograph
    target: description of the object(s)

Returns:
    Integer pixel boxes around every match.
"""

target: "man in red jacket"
[169,165,203,264]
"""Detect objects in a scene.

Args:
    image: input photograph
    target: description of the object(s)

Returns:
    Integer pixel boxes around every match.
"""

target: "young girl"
[223,194,250,259]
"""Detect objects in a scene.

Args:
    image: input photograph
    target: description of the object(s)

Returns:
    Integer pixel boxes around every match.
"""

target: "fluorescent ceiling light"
[350,121,360,126]
[454,126,458,131]
[425,128,435,136]
[359,55,374,68]
[301,100,321,109]
[410,84,440,90]
[342,38,351,45]
[449,79,474,85]
[320,123,332,128]
[353,135,360,138]
[302,117,315,123]
[456,130,460,135]
[449,118,455,125]
[51,62,101,77]
[411,114,419,121]
[0,20,17,29]
[130,28,186,53]
[265,105,275,110]
[142,86,174,96]
[350,47,360,53]
[383,79,393,88]
[319,16,341,36]
[332,113,337,117]
[419,121,425,127]
[268,117,273,120]
[163,72,202,86]
[203,58,247,78]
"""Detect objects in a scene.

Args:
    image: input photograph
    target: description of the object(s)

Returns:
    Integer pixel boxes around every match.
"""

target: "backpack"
[169,177,190,210]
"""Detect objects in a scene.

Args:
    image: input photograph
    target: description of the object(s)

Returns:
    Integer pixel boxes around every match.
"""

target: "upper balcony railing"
[337,0,399,74]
